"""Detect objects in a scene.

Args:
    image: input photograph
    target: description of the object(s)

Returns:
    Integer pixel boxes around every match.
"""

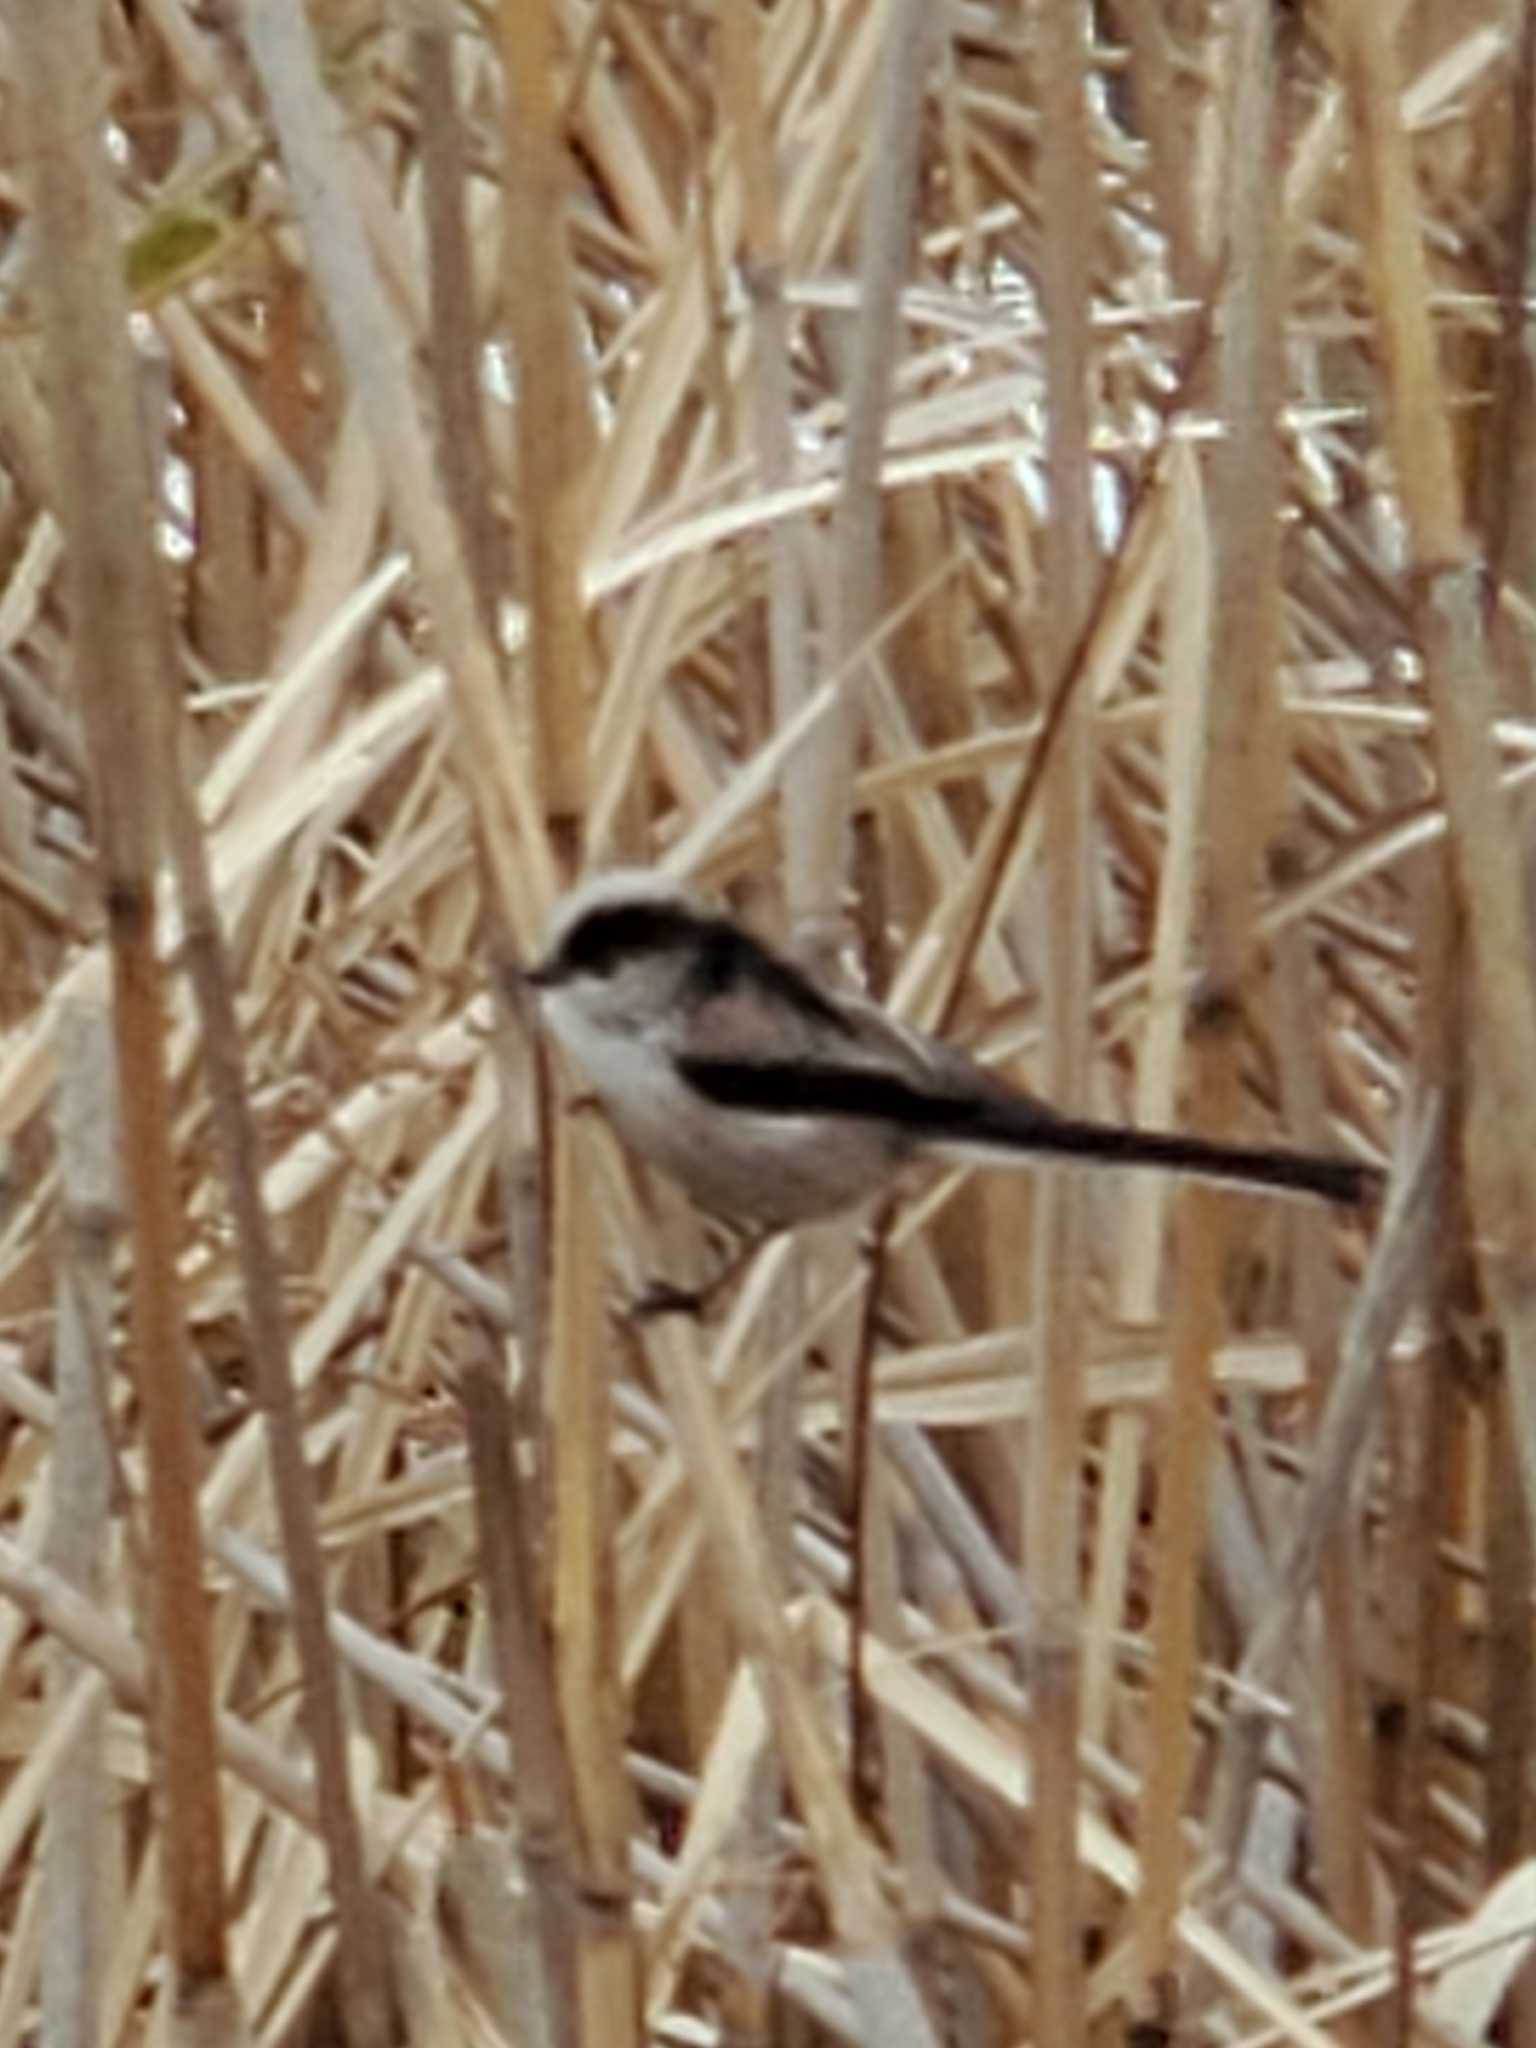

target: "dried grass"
[0,1,1530,2044]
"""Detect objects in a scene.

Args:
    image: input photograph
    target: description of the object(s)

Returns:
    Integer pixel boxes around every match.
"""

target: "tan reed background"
[0,1,1528,2045]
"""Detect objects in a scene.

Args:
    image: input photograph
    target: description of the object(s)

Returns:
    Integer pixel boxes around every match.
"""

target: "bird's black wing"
[674,1054,1059,1136]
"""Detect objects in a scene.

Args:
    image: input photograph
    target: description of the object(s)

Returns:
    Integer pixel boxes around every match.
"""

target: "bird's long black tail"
[967,1101,1379,1207]
[679,1054,1381,1209]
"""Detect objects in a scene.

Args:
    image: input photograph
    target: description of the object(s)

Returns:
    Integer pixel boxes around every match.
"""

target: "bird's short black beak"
[497,955,558,1003]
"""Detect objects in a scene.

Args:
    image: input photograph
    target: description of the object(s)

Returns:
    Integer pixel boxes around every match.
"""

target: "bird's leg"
[629,1229,771,1320]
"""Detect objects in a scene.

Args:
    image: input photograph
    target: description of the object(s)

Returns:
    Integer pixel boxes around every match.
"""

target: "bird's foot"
[626,1231,771,1322]
[629,1277,712,1320]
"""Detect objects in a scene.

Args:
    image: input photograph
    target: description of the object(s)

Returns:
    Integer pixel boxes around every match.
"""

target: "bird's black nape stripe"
[537,900,854,1034]
[681,924,854,1035]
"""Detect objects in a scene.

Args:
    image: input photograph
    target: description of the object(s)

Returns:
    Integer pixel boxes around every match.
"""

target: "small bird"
[524,869,1380,1229]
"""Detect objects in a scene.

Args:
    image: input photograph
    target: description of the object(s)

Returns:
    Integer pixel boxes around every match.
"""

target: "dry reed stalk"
[1085,445,1206,1778]
[543,1101,641,2048]
[164,702,392,2046]
[1137,5,1292,2017]
[712,22,813,2018]
[11,5,240,2036]
[821,0,941,946]
[718,0,813,918]
[459,1357,579,2048]
[1027,0,1098,2036]
[42,1006,116,2048]
[497,0,594,853]
[494,25,637,2047]
[413,7,502,633]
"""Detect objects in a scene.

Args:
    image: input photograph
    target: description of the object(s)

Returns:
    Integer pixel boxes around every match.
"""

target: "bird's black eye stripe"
[549,903,702,979]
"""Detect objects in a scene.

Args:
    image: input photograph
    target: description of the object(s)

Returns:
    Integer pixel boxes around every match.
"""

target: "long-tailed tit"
[525,870,1380,1227]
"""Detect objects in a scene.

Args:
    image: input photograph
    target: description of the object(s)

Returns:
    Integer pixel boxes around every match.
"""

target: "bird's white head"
[524,867,709,1045]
